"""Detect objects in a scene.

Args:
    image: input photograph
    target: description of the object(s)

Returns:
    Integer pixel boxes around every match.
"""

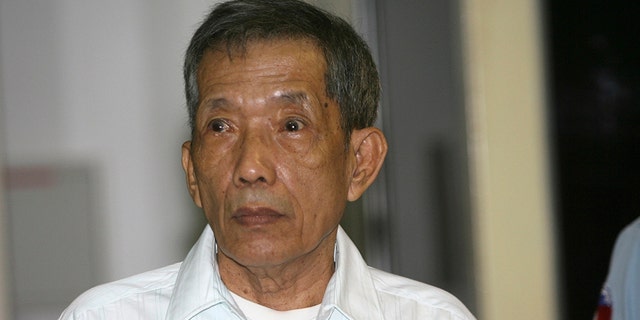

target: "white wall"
[0,0,219,317]
[1,0,219,279]
[0,64,12,320]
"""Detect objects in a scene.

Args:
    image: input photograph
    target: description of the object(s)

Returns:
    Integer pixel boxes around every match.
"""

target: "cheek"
[275,136,318,167]
[294,164,349,241]
[276,128,346,171]
[281,145,351,207]
[192,145,232,201]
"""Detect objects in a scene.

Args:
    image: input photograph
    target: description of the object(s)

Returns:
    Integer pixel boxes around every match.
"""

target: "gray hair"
[184,0,380,141]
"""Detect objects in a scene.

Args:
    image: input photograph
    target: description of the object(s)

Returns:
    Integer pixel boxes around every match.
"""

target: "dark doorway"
[545,1,640,319]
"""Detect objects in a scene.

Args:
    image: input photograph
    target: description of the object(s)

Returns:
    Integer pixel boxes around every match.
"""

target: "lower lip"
[233,214,283,226]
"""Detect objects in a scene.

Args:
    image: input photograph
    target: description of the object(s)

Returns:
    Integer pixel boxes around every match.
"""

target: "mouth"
[231,207,286,226]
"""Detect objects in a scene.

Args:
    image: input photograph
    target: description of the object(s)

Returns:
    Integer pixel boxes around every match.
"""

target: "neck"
[217,231,337,311]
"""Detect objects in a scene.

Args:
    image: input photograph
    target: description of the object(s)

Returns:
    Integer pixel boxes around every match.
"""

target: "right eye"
[208,119,229,132]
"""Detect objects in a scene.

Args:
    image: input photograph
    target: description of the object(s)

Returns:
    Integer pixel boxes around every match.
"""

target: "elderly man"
[60,0,475,319]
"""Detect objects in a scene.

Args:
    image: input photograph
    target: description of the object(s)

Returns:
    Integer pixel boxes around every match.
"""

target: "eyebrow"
[271,91,316,113]
[202,97,231,111]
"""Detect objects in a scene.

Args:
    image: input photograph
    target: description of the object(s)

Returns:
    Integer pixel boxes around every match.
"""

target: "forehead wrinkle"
[200,91,269,112]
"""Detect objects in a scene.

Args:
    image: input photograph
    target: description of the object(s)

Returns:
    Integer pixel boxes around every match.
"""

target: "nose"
[232,129,276,187]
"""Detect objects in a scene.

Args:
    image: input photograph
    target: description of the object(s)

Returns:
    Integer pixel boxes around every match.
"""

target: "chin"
[223,242,296,267]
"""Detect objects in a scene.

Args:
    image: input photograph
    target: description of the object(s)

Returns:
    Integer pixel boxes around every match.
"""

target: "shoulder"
[617,216,640,244]
[369,267,476,320]
[59,262,181,319]
[609,217,640,268]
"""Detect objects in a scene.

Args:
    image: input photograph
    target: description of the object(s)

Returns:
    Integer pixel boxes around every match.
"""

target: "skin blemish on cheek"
[323,102,328,108]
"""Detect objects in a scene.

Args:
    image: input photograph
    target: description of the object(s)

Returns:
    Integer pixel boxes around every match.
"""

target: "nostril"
[238,175,268,185]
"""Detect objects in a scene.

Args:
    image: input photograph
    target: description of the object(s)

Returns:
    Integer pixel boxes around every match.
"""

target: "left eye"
[284,119,304,132]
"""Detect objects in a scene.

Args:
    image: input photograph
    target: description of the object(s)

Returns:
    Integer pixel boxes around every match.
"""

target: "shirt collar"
[318,227,384,320]
[165,225,384,320]
[165,225,244,319]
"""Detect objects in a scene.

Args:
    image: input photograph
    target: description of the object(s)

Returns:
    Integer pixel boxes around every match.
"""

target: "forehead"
[197,38,326,88]
[194,40,347,134]
[193,39,337,123]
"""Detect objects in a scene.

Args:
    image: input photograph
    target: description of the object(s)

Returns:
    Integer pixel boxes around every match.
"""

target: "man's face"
[182,39,354,268]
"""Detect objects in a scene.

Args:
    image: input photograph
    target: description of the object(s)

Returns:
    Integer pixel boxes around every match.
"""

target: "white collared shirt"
[59,226,476,319]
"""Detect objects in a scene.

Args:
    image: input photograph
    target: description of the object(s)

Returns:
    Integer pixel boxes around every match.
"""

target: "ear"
[347,127,388,201]
[181,141,203,208]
